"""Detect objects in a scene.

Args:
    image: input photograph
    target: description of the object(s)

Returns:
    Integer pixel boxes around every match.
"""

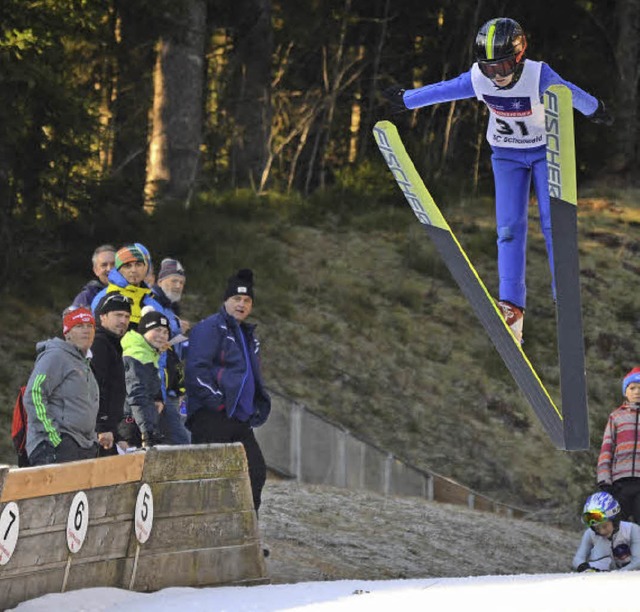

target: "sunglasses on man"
[102,294,132,306]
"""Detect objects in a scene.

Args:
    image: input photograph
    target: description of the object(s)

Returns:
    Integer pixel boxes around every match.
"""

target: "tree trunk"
[111,1,156,208]
[229,0,273,189]
[358,0,390,161]
[610,0,640,174]
[145,0,207,210]
[348,88,362,164]
[0,140,13,285]
[317,0,352,190]
[97,4,118,176]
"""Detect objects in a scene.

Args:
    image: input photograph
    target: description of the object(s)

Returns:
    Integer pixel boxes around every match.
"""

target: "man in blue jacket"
[185,269,271,512]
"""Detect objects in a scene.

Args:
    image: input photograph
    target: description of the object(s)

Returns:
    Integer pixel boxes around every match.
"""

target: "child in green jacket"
[119,308,170,448]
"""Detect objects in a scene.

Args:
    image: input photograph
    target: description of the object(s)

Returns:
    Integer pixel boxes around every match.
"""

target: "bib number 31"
[496,118,530,136]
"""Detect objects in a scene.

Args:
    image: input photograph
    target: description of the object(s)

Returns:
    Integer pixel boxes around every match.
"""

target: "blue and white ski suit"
[402,60,598,308]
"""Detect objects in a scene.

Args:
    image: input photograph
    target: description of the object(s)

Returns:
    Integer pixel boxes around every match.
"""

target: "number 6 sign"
[66,492,89,553]
[0,502,19,565]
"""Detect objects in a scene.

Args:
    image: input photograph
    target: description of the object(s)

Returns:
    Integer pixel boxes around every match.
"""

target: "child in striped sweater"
[597,367,640,523]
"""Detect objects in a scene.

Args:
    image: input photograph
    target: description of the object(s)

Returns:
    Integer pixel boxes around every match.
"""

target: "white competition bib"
[471,60,545,148]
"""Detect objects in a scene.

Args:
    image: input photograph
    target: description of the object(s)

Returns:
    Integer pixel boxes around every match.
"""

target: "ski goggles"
[478,56,517,79]
[583,510,607,527]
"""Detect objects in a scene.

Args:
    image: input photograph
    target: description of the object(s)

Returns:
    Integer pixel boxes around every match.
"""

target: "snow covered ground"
[4,480,604,611]
[10,572,638,612]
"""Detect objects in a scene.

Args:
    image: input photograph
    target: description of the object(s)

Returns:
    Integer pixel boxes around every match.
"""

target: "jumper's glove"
[382,85,407,112]
[589,99,614,126]
[576,562,600,573]
[598,481,613,494]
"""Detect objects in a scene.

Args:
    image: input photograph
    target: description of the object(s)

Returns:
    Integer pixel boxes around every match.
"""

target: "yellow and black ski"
[544,84,589,450]
[373,112,586,450]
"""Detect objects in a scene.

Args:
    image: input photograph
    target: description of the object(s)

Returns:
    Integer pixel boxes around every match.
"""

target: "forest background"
[0,0,639,524]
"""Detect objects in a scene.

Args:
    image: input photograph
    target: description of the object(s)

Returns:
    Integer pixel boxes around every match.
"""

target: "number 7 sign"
[0,502,20,565]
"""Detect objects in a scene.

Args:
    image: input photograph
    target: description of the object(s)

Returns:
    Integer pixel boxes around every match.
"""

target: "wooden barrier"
[0,444,268,609]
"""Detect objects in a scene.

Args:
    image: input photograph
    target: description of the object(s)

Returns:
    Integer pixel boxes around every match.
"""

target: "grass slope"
[0,185,638,523]
[262,478,579,582]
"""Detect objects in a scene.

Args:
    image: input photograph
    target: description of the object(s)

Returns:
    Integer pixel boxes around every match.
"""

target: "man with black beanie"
[185,269,271,513]
[91,293,131,454]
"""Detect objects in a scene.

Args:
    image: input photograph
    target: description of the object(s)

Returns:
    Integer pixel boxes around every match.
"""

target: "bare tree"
[111,1,157,208]
[145,0,207,209]
[228,0,273,189]
[357,0,391,161]
[610,0,640,175]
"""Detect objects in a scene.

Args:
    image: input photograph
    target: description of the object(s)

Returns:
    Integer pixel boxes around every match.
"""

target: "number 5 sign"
[134,484,153,544]
[0,502,19,565]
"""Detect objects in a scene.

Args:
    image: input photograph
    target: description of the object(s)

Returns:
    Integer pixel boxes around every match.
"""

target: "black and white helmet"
[474,18,527,80]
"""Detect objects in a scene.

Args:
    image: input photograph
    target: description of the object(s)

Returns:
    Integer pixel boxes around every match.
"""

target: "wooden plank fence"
[0,444,268,610]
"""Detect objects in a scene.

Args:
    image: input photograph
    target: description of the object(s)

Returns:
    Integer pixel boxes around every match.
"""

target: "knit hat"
[138,308,170,334]
[158,258,186,282]
[223,268,254,300]
[96,292,132,316]
[63,307,95,335]
[115,243,150,270]
[622,367,640,395]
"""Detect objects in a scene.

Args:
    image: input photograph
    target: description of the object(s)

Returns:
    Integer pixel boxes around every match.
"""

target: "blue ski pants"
[491,144,554,309]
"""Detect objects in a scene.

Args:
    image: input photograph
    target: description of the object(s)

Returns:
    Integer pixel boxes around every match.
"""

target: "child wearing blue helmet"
[573,491,640,572]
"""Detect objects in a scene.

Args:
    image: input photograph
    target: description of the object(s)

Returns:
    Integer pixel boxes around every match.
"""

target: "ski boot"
[497,300,524,344]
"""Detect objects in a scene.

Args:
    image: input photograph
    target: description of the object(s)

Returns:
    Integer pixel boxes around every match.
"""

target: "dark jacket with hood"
[73,279,106,308]
[91,326,126,435]
[185,306,271,427]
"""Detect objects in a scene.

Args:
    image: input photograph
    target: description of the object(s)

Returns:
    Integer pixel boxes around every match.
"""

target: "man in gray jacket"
[24,306,100,465]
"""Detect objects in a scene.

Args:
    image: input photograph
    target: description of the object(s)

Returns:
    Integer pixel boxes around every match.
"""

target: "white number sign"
[0,502,19,565]
[66,491,89,553]
[134,483,153,544]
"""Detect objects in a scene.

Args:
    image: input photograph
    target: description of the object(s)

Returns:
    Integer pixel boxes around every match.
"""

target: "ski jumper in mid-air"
[384,17,611,342]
